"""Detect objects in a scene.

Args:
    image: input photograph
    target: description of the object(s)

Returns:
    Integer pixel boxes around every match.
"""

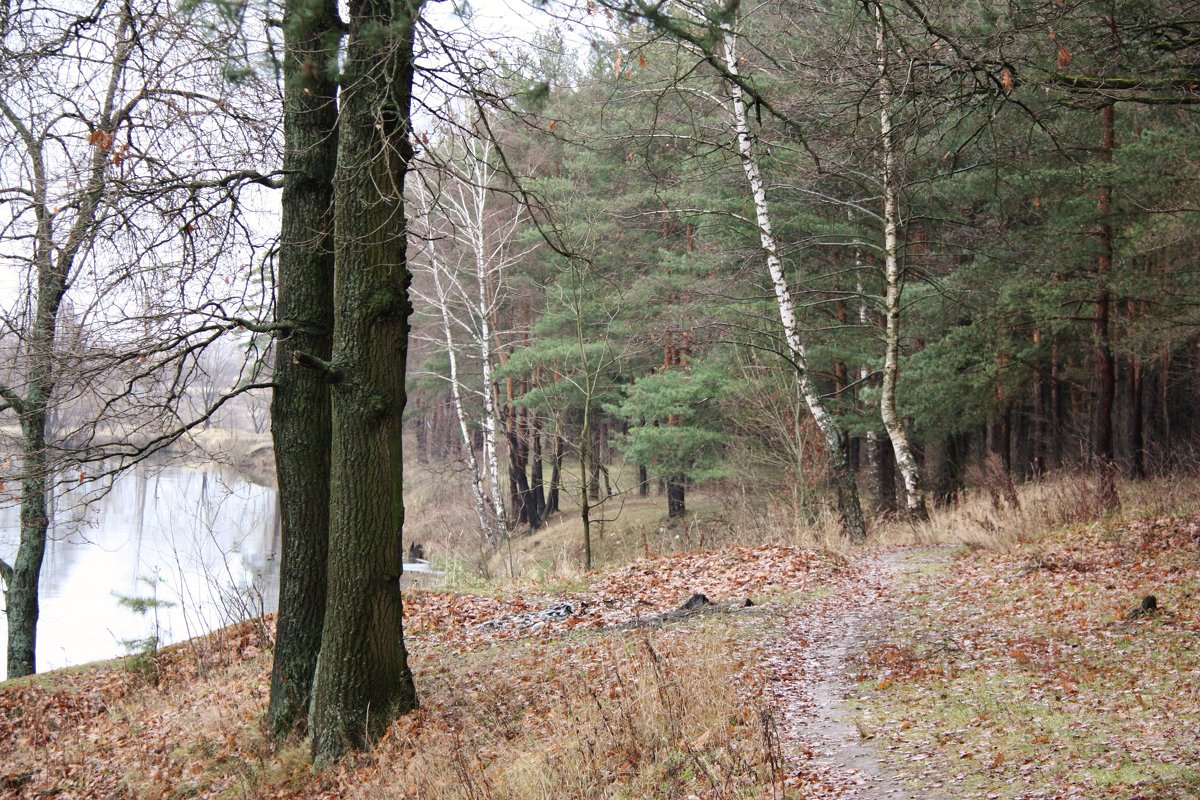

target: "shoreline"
[0,425,277,490]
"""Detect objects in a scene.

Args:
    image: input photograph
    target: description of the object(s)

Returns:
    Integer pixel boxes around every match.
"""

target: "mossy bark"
[310,0,421,764]
[7,413,49,678]
[267,0,339,738]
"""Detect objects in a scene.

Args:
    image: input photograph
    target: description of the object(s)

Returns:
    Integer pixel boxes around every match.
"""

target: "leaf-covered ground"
[0,545,854,799]
[853,515,1200,799]
[404,545,845,643]
[2,519,1196,799]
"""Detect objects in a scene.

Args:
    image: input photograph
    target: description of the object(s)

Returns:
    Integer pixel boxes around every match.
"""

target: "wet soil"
[760,549,953,799]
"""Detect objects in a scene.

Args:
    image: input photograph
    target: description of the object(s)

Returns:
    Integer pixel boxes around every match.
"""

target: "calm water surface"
[0,465,279,680]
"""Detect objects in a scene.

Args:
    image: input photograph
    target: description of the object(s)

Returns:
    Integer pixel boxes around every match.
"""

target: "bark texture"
[874,2,926,520]
[722,29,866,542]
[268,0,339,737]
[310,0,421,763]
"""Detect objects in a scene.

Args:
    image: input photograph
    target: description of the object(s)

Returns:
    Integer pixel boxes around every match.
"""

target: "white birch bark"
[464,145,509,535]
[857,278,883,508]
[721,30,866,541]
[874,3,927,519]
[428,251,495,541]
[410,133,524,542]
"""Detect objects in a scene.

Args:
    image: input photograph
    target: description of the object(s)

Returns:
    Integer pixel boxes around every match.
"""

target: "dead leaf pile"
[404,545,848,645]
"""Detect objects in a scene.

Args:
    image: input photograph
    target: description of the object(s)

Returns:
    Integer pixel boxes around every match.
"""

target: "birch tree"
[411,131,523,545]
[873,2,926,519]
[719,25,868,542]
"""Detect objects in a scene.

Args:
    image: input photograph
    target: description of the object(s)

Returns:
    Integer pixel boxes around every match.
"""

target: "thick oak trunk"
[310,0,420,763]
[268,0,338,736]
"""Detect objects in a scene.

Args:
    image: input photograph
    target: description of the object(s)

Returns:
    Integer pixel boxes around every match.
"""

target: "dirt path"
[759,549,950,799]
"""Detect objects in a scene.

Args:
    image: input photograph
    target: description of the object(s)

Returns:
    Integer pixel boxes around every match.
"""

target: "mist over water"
[0,465,279,681]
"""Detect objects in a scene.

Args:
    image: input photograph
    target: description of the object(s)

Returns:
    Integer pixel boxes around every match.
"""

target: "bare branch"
[293,351,342,383]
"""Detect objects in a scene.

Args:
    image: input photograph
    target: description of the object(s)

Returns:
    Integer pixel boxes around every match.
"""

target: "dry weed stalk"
[333,630,779,800]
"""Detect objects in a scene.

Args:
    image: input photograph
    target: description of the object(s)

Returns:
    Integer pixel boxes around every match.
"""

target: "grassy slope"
[2,474,1199,799]
[852,503,1200,798]
[0,544,847,799]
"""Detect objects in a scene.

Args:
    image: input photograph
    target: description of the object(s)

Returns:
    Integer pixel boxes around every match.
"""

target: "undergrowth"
[0,619,789,799]
[335,628,785,800]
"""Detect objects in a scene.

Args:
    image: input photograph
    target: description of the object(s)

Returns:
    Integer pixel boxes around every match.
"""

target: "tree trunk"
[505,379,532,527]
[989,408,1011,472]
[874,2,926,520]
[2,7,130,677]
[667,478,685,518]
[1126,295,1145,479]
[722,30,866,542]
[7,415,49,678]
[6,279,59,680]
[268,0,338,736]
[1031,329,1046,477]
[1160,351,1170,456]
[588,424,601,502]
[1050,344,1064,469]
[427,248,495,542]
[1127,355,1144,478]
[873,433,896,516]
[415,417,428,463]
[471,150,508,535]
[518,378,534,525]
[543,430,564,519]
[530,413,545,527]
[310,0,420,763]
[580,407,595,571]
[932,433,966,506]
[1094,102,1120,511]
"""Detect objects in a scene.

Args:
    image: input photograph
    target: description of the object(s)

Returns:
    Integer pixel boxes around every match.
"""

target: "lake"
[0,464,279,680]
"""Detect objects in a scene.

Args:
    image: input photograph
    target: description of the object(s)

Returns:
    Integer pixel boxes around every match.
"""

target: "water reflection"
[0,464,279,680]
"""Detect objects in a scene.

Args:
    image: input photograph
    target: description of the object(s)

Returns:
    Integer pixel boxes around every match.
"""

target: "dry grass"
[883,471,1200,550]
[854,512,1200,799]
[691,466,1200,555]
[407,451,1200,589]
[335,627,783,800]
[0,613,786,799]
[404,457,775,586]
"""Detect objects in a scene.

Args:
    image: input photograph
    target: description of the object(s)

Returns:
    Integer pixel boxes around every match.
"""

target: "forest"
[0,0,1198,797]
[402,0,1200,540]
